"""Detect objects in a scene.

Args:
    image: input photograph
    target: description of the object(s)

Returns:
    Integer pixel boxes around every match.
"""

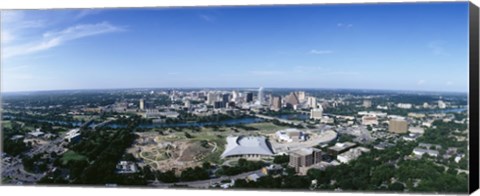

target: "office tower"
[184,100,191,108]
[363,100,372,108]
[258,87,264,105]
[297,91,306,102]
[285,92,300,108]
[310,105,323,120]
[222,93,230,104]
[246,92,253,103]
[271,96,282,111]
[214,101,226,109]
[307,96,317,108]
[438,100,446,109]
[139,99,145,110]
[207,92,217,105]
[289,148,322,172]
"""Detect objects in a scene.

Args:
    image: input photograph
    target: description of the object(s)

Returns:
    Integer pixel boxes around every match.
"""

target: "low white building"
[65,128,81,143]
[397,103,412,109]
[337,147,370,163]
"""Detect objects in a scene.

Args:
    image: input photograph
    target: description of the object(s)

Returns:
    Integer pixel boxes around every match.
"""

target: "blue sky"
[1,2,470,92]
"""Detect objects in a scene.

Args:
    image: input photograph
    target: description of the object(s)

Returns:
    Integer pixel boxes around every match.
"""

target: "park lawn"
[1,120,12,129]
[60,150,88,165]
[247,122,288,133]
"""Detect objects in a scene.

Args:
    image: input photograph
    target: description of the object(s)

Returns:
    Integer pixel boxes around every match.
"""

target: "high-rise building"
[271,96,282,111]
[258,87,264,105]
[285,92,300,108]
[232,91,239,100]
[310,105,323,120]
[246,92,253,103]
[423,102,430,108]
[307,96,317,108]
[207,92,217,105]
[222,93,230,104]
[184,100,191,108]
[214,101,226,109]
[438,100,446,109]
[297,91,306,102]
[363,100,372,108]
[289,148,322,173]
[139,99,145,110]
[389,119,408,133]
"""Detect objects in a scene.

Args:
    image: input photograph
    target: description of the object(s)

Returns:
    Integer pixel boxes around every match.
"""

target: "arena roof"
[221,136,275,158]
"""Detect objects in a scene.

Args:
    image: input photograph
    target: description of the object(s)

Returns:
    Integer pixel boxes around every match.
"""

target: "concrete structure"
[408,113,426,118]
[289,148,322,173]
[222,93,230,104]
[307,96,317,108]
[221,136,274,158]
[207,92,217,105]
[337,147,370,163]
[139,99,145,110]
[310,105,323,120]
[184,100,191,108]
[327,142,356,156]
[409,126,425,134]
[275,129,308,143]
[285,92,300,108]
[257,87,264,105]
[438,100,446,109]
[297,91,306,102]
[246,92,253,103]
[116,161,138,174]
[65,128,81,143]
[389,119,408,133]
[362,115,378,126]
[363,100,372,108]
[413,148,439,157]
[28,129,44,137]
[214,101,226,109]
[397,103,412,109]
[271,96,282,111]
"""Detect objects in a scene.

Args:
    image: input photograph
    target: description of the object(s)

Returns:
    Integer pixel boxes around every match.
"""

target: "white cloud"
[337,23,353,28]
[446,81,453,86]
[3,21,125,59]
[428,41,449,56]
[199,14,215,22]
[250,70,285,76]
[75,9,102,20]
[417,80,426,85]
[309,49,333,55]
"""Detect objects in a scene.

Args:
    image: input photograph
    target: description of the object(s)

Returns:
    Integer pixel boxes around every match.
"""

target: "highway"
[149,169,264,188]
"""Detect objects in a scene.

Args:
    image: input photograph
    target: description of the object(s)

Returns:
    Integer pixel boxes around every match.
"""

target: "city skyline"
[1,2,470,93]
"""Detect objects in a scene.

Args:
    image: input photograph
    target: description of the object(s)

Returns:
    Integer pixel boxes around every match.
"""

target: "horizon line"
[1,86,468,94]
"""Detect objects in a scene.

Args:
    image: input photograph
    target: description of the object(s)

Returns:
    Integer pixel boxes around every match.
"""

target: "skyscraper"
[285,92,300,108]
[271,96,282,111]
[207,92,217,105]
[307,96,317,108]
[258,87,264,105]
[246,92,253,103]
[222,93,230,104]
[363,100,372,108]
[139,99,145,110]
[310,105,323,120]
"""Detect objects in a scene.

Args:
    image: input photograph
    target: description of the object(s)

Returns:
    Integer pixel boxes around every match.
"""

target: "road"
[149,169,264,188]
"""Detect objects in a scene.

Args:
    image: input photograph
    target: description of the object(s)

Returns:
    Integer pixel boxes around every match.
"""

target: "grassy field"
[60,150,88,165]
[1,120,12,129]
[247,122,289,133]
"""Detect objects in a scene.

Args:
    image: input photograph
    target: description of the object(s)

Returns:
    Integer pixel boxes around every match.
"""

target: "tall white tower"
[258,87,264,105]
